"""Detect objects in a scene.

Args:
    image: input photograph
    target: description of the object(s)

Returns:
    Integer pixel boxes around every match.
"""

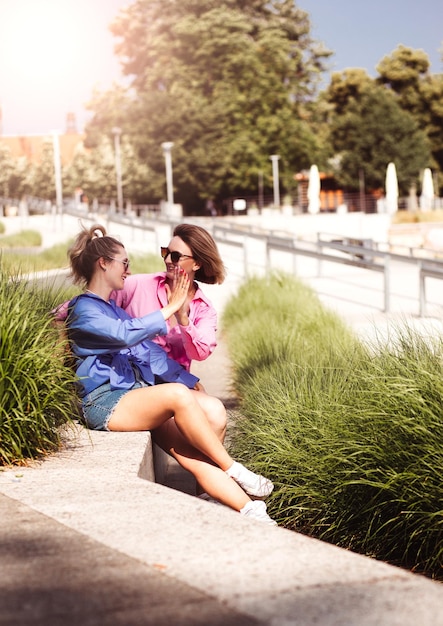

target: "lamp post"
[258,170,264,213]
[270,154,280,208]
[51,130,63,215]
[161,142,174,211]
[112,127,123,212]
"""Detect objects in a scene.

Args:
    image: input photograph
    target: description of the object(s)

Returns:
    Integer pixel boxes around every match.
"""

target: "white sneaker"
[240,500,278,526]
[226,461,274,497]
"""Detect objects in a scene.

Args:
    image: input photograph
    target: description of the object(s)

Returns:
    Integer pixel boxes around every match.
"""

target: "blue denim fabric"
[81,380,147,430]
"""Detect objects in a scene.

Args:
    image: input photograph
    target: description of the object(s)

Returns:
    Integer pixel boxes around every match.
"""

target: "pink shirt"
[111,273,217,371]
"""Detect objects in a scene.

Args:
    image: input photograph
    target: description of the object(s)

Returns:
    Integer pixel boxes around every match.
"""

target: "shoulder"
[125,273,165,288]
[69,293,109,314]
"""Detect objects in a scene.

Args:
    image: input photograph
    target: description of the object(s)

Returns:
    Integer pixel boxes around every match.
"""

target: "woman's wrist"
[161,304,179,320]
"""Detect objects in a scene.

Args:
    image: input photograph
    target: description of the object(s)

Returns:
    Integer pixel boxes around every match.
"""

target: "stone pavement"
[1,213,443,625]
[0,492,256,626]
[2,341,443,626]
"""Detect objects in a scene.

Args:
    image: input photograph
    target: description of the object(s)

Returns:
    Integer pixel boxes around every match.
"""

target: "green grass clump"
[1,237,163,275]
[0,222,5,235]
[128,253,164,275]
[223,273,443,579]
[0,265,79,465]
[0,229,42,248]
[0,236,165,466]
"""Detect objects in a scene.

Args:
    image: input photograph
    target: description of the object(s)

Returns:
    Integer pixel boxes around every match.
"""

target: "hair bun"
[90,224,106,240]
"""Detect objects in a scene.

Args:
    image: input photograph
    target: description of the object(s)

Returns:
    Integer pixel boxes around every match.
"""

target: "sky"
[0,0,129,136]
[301,0,443,78]
[0,0,442,137]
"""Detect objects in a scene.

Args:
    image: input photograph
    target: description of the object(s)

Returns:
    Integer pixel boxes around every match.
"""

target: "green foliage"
[322,47,442,192]
[0,221,6,235]
[376,45,443,182]
[0,145,34,200]
[0,239,164,464]
[0,230,42,248]
[31,139,56,201]
[376,45,431,116]
[223,274,443,578]
[130,253,164,275]
[0,269,78,464]
[63,134,161,204]
[1,238,162,277]
[325,76,430,192]
[85,0,331,210]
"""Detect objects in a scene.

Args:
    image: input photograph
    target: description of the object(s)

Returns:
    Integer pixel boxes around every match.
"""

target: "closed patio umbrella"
[385,162,398,215]
[420,168,434,210]
[307,164,320,214]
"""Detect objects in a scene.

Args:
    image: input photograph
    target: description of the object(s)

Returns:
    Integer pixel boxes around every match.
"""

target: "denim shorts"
[81,381,148,431]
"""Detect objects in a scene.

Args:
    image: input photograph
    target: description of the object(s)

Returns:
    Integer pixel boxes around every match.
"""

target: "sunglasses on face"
[109,257,130,271]
[161,247,194,264]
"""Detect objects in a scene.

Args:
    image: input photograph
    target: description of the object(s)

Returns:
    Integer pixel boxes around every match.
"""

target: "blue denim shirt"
[67,293,199,397]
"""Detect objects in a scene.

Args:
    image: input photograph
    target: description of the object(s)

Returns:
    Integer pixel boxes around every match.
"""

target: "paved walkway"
[1,213,443,625]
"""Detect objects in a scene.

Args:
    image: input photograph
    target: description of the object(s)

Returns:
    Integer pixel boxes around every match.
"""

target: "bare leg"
[153,419,249,511]
[190,390,227,442]
[108,383,233,470]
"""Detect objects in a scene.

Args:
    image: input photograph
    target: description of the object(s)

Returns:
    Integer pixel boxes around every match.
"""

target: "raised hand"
[162,267,190,320]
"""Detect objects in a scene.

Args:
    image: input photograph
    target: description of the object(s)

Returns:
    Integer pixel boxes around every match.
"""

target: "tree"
[376,45,443,185]
[376,45,430,117]
[30,140,57,202]
[0,144,17,198]
[64,136,161,205]
[325,77,430,193]
[64,138,116,203]
[9,157,34,199]
[85,0,332,211]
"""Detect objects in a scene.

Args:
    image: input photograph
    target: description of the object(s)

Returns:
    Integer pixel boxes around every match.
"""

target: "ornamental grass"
[0,264,78,465]
[0,229,42,248]
[223,273,443,579]
[1,235,163,275]
[0,241,164,465]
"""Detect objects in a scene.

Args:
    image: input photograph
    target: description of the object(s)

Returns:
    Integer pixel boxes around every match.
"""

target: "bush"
[223,273,443,579]
[0,265,78,465]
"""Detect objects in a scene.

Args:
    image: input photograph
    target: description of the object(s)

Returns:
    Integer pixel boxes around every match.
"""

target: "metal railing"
[211,224,443,316]
[55,207,443,317]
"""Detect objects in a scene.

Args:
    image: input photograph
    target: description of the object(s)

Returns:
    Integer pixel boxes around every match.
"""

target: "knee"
[206,397,227,440]
[170,383,194,409]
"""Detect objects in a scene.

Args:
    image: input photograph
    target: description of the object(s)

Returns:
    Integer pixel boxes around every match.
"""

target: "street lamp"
[270,154,280,208]
[112,127,123,212]
[161,141,174,210]
[51,130,63,215]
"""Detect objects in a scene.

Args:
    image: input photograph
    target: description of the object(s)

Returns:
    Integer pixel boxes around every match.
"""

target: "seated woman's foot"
[240,500,277,526]
[225,461,274,497]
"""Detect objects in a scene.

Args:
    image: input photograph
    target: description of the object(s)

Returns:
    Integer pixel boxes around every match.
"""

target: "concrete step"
[1,423,443,626]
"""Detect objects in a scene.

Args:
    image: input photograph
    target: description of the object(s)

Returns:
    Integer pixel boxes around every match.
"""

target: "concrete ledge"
[67,423,193,491]
[1,424,443,625]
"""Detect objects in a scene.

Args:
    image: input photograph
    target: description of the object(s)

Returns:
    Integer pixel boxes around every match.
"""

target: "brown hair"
[173,224,226,284]
[68,223,123,286]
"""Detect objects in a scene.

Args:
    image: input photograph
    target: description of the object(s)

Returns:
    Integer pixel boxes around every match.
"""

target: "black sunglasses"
[161,247,194,264]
